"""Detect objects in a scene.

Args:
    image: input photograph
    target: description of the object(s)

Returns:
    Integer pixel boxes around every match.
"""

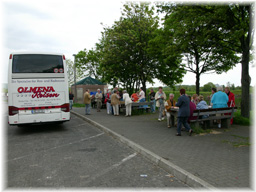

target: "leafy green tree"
[202,82,215,92]
[98,2,184,95]
[157,4,240,95]
[231,83,235,90]
[148,27,185,88]
[75,48,102,80]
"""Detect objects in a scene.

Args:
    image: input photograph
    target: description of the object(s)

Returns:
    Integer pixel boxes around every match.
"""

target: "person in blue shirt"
[211,86,229,128]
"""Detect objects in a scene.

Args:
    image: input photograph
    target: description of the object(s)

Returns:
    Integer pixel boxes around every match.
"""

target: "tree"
[157,4,240,95]
[216,4,254,118]
[148,27,186,88]
[98,2,184,95]
[231,83,235,90]
[66,59,86,88]
[202,82,215,92]
[75,48,102,80]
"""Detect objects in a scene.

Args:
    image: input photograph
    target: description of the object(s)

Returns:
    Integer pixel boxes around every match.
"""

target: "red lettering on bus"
[17,86,59,98]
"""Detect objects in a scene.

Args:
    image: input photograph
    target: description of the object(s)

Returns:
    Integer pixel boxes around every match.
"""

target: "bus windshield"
[12,54,64,73]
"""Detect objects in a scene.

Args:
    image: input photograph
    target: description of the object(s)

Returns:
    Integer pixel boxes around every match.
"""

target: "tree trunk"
[195,50,200,95]
[240,42,250,118]
[240,5,251,118]
[195,72,200,95]
[141,80,147,98]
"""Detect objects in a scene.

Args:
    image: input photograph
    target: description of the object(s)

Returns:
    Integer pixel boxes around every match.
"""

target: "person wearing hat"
[196,95,209,119]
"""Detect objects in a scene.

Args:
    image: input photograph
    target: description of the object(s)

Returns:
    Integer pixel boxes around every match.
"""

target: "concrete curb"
[71,110,217,189]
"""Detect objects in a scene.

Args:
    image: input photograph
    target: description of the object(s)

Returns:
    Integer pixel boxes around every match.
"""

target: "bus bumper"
[8,112,70,125]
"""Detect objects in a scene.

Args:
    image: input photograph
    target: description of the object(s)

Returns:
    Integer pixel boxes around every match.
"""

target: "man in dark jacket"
[175,89,193,136]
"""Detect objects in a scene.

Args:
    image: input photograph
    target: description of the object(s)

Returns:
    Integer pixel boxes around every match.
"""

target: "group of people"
[82,87,146,117]
[70,85,235,136]
[158,86,235,136]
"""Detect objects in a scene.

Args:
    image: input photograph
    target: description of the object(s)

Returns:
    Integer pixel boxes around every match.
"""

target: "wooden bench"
[190,107,237,128]
[120,102,152,114]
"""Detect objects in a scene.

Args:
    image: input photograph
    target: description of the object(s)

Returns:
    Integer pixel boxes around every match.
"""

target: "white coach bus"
[8,52,70,125]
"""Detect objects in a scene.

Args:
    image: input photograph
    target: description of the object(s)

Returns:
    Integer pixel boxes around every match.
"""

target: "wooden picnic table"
[119,101,152,114]
[168,106,237,128]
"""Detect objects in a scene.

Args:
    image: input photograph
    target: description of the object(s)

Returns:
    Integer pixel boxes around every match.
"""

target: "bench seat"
[190,107,237,128]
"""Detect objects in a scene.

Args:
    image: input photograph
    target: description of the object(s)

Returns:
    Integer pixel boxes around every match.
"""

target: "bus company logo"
[17,86,60,98]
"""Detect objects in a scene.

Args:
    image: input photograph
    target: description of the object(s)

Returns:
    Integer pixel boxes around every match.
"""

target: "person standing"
[119,90,123,101]
[149,89,156,113]
[111,90,120,116]
[165,93,176,128]
[95,89,103,112]
[69,91,74,110]
[106,90,112,114]
[224,87,235,125]
[211,86,229,128]
[123,90,133,117]
[175,89,193,136]
[155,86,166,121]
[83,89,94,115]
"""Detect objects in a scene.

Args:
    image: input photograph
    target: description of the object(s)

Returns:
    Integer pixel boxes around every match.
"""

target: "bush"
[233,110,251,126]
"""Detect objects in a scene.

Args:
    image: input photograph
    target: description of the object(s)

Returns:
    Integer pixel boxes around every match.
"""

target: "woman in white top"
[139,87,148,109]
[155,86,167,121]
[123,90,133,116]
[139,87,145,102]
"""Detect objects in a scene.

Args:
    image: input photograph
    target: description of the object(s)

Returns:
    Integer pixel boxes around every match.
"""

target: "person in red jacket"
[225,87,235,125]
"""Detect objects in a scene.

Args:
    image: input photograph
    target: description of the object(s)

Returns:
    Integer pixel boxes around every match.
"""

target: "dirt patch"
[198,130,222,136]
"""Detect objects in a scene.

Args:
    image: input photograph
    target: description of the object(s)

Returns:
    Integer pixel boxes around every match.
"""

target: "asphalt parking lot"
[6,113,189,188]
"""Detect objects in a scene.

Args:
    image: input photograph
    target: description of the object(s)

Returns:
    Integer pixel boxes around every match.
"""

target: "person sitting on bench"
[196,95,209,119]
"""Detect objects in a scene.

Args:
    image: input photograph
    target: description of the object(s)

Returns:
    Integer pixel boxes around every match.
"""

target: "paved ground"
[5,112,189,188]
[72,107,251,188]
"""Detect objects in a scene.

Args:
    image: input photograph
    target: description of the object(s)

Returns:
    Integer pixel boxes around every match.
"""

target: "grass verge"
[222,135,250,147]
[233,110,251,126]
[73,103,85,107]
[190,125,212,134]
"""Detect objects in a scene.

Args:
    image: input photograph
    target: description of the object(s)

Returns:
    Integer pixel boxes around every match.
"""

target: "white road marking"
[7,132,104,162]
[83,152,137,184]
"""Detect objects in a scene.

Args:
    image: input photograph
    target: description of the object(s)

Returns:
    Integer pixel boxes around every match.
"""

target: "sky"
[1,0,255,88]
